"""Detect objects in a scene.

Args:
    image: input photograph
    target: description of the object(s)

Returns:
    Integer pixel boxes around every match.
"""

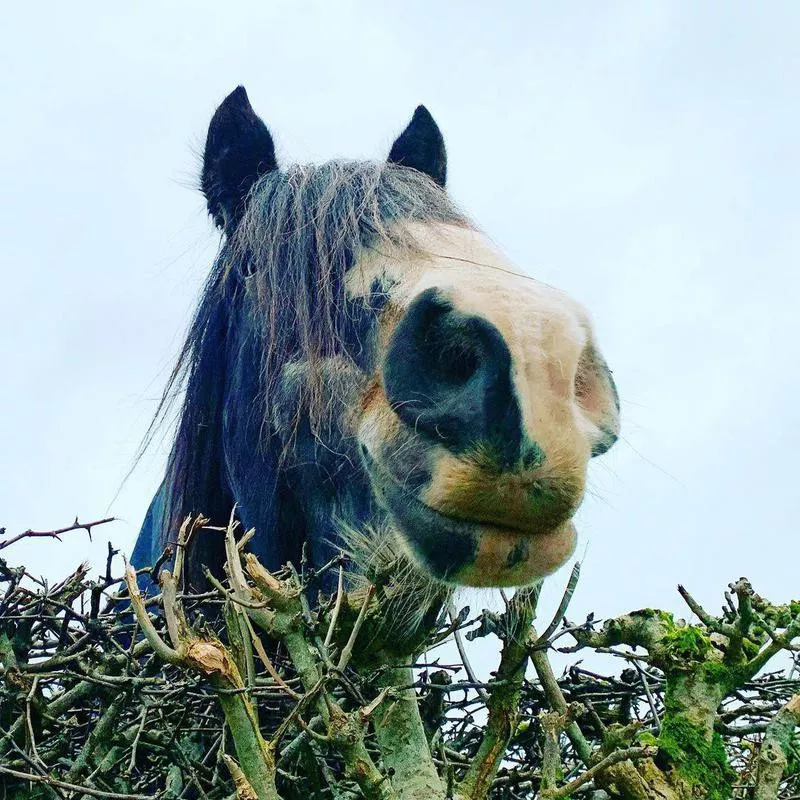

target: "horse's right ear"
[201,86,277,232]
[388,105,447,187]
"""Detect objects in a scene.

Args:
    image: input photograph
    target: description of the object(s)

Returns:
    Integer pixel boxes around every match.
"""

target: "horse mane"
[142,161,470,585]
[233,161,470,423]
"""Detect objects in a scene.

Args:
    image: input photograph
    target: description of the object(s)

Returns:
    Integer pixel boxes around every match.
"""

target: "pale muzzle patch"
[349,223,618,588]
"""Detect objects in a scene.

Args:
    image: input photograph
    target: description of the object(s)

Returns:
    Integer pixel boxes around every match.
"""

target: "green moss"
[699,660,737,691]
[600,722,639,752]
[630,608,674,625]
[662,624,711,663]
[635,731,658,747]
[785,730,800,777]
[740,637,762,659]
[657,717,735,800]
[756,599,800,629]
[656,609,678,625]
[659,671,734,798]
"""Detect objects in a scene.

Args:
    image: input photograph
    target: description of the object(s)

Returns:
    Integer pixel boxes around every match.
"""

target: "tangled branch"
[0,516,798,800]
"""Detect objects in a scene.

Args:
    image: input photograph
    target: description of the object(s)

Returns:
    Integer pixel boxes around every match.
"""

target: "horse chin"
[445,522,577,588]
[362,447,577,588]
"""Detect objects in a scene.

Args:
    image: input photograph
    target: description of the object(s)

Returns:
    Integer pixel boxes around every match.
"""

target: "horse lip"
[360,445,551,541]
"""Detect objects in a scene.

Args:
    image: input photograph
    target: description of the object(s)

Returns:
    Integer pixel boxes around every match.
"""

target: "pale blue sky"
[1,2,798,633]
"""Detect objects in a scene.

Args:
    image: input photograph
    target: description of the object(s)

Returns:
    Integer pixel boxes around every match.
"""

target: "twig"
[323,560,345,651]
[633,660,661,734]
[529,639,593,766]
[541,745,656,798]
[337,584,375,671]
[677,583,717,629]
[127,704,149,775]
[0,764,155,799]
[534,562,581,647]
[123,561,181,664]
[448,601,489,703]
[0,517,115,550]
[25,675,45,767]
[241,608,301,699]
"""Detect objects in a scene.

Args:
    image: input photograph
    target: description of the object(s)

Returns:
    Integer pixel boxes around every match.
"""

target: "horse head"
[131,87,619,594]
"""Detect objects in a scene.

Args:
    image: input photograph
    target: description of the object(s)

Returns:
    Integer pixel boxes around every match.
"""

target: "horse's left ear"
[388,105,447,187]
[201,86,278,232]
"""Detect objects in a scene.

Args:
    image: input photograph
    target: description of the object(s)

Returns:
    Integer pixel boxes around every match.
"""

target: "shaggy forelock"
[227,161,471,427]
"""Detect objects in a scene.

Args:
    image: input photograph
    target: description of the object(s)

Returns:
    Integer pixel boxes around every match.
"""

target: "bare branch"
[0,517,115,550]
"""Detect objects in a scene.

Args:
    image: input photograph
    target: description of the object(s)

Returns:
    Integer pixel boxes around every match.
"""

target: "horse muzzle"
[361,445,577,587]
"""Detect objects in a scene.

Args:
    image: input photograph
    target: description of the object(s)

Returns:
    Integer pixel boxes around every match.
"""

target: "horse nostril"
[432,333,479,386]
[383,288,523,465]
[574,343,620,457]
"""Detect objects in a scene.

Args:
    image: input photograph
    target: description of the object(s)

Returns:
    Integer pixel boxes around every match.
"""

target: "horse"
[130,86,620,599]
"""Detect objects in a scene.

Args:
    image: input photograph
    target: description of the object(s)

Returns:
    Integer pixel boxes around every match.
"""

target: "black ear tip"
[388,104,447,187]
[410,106,441,134]
[215,86,254,120]
[226,85,250,107]
[202,86,277,231]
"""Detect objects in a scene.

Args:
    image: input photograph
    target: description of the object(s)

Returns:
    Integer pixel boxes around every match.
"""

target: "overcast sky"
[2,3,798,639]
